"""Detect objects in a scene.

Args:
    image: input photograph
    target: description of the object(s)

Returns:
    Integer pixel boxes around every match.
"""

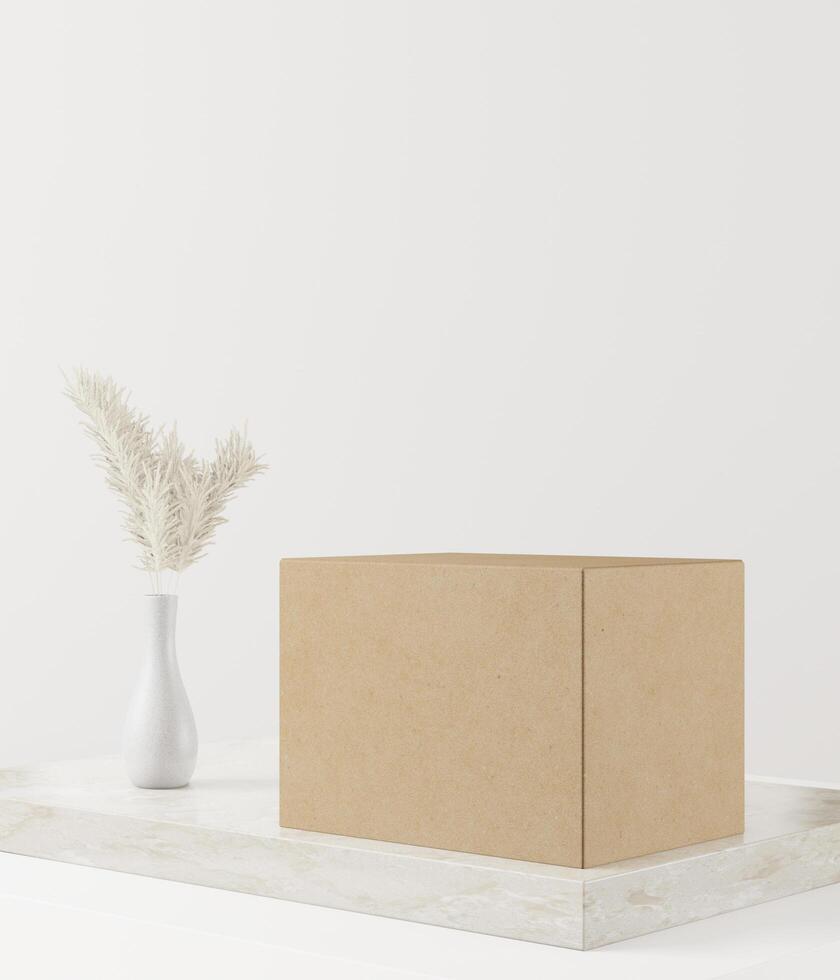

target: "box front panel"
[582,561,744,867]
[280,560,583,865]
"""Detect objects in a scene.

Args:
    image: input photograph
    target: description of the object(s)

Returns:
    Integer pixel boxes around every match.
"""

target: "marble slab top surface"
[2,739,839,949]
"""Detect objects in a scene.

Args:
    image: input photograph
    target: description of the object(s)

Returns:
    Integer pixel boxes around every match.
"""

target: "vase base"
[130,781,191,790]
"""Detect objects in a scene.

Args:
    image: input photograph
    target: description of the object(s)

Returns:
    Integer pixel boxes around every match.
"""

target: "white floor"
[4,852,840,979]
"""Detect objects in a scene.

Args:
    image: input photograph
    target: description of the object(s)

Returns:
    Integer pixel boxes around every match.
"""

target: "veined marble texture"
[1,740,839,950]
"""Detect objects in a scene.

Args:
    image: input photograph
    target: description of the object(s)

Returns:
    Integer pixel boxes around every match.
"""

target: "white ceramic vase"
[124,594,197,789]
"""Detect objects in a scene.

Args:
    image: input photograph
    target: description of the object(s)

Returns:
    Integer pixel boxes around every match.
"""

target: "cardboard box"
[279,554,744,868]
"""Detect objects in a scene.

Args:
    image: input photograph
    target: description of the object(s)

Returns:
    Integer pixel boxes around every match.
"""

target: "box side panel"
[582,561,744,867]
[280,560,583,866]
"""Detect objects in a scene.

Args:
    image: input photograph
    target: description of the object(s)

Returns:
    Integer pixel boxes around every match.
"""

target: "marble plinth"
[1,740,839,950]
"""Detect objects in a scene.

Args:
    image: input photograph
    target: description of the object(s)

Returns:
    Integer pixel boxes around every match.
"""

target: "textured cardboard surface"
[280,554,744,868]
[280,559,584,865]
[292,553,718,568]
[582,561,745,866]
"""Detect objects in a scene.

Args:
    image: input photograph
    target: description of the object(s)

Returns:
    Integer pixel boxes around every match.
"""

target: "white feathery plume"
[173,428,263,571]
[64,368,266,592]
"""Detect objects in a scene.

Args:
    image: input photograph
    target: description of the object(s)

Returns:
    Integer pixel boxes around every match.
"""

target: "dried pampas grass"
[65,368,266,593]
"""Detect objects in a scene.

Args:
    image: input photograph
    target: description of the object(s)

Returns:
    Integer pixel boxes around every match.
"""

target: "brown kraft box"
[279,554,744,868]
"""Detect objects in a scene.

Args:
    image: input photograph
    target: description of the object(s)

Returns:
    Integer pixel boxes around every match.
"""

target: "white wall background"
[1,1,838,781]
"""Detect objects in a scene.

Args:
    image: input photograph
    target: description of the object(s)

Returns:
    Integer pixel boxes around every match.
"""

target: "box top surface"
[282,553,739,569]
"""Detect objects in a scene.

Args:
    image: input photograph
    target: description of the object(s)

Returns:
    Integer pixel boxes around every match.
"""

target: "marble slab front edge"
[1,739,839,950]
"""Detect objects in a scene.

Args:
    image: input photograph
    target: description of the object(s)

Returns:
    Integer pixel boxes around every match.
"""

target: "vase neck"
[145,594,178,661]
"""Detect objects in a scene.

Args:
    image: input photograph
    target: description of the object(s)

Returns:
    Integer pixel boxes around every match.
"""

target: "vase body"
[124,594,197,788]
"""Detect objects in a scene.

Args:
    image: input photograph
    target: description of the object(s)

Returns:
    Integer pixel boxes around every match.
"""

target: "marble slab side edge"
[0,797,586,949]
[3,742,840,951]
[584,823,840,948]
